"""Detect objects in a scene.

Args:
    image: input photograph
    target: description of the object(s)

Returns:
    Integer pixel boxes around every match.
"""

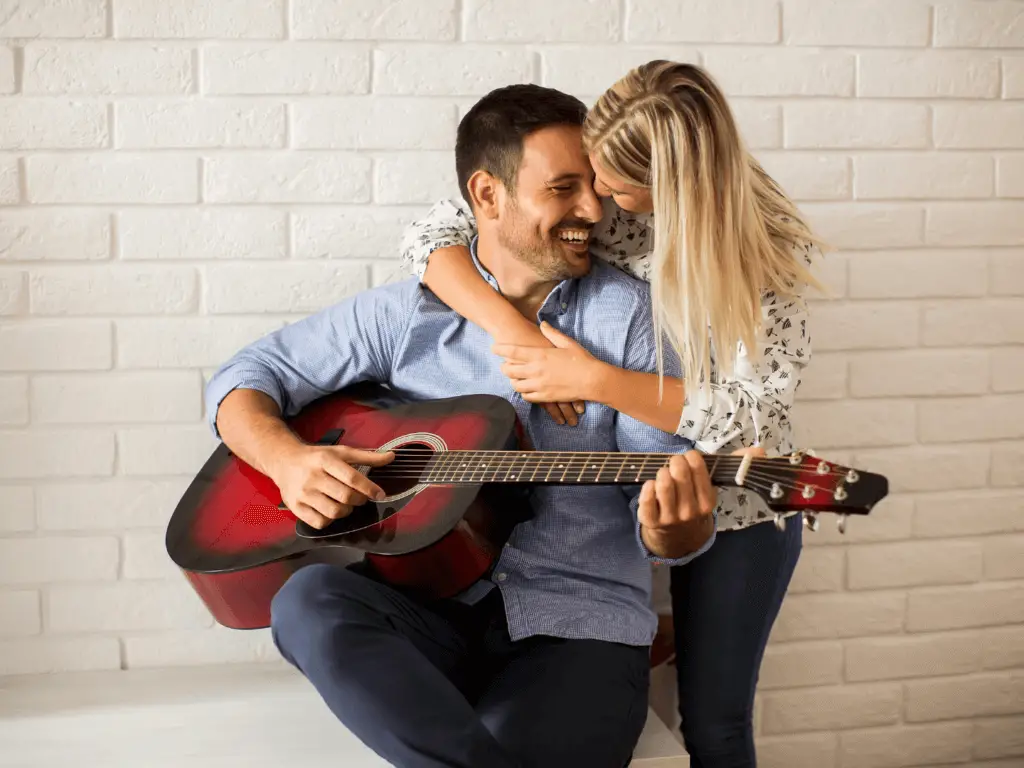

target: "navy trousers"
[670,514,803,767]
[270,563,650,768]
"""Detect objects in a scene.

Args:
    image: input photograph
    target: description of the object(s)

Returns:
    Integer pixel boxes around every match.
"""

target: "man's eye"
[552,186,572,193]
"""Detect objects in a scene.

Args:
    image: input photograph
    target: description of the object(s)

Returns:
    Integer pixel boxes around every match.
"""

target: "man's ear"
[466,170,501,220]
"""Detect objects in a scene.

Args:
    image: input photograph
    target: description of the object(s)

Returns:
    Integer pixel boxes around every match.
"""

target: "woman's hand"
[493,322,607,419]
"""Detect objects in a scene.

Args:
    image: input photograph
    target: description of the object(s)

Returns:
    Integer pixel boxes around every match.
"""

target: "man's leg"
[670,514,803,768]
[270,563,520,768]
[473,600,650,768]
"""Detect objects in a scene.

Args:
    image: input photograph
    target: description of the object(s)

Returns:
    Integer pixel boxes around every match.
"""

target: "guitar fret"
[429,451,450,484]
[636,455,648,483]
[560,453,571,483]
[596,453,611,483]
[529,452,543,483]
[613,454,626,483]
[577,452,592,483]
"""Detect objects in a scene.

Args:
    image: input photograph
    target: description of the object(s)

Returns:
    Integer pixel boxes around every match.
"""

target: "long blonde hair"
[583,61,825,392]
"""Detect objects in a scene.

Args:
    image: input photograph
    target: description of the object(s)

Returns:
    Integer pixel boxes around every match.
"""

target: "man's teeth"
[558,230,589,242]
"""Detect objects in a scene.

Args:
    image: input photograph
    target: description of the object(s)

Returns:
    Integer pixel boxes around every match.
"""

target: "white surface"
[0,664,688,768]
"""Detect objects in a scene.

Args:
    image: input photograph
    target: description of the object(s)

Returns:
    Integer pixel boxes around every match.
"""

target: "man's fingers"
[341,447,395,467]
[637,480,658,529]
[291,501,331,530]
[556,402,578,426]
[682,451,716,516]
[655,467,677,527]
[541,402,566,425]
[305,490,352,520]
[323,454,385,500]
[315,473,368,508]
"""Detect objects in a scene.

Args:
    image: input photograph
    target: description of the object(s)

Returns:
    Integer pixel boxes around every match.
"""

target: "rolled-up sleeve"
[398,198,479,282]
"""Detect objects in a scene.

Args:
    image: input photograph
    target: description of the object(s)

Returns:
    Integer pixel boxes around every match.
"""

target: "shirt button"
[560,302,568,310]
[496,572,507,582]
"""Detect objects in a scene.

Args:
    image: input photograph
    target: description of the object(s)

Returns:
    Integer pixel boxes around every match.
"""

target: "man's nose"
[576,185,604,223]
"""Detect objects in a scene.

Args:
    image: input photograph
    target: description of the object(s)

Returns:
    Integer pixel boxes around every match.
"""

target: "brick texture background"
[1,1,1023,765]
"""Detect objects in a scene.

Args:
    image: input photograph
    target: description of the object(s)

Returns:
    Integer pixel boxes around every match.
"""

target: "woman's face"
[589,153,654,214]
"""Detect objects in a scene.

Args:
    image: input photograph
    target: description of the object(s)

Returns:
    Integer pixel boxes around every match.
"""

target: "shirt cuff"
[676,382,715,441]
[635,510,718,566]
[205,369,285,439]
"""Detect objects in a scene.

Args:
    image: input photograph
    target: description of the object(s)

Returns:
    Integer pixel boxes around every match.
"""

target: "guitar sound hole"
[370,442,434,499]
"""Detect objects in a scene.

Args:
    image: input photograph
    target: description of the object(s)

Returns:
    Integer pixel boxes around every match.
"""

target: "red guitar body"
[166,385,528,630]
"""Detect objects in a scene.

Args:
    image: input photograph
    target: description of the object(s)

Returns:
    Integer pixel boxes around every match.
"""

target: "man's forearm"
[215,388,305,480]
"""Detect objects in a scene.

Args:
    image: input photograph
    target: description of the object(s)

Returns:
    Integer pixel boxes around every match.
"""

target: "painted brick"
[0,637,120,675]
[998,156,1024,198]
[788,547,845,594]
[757,733,838,768]
[32,372,201,425]
[992,443,1024,487]
[914,490,1024,539]
[627,0,780,43]
[293,98,457,150]
[784,0,930,46]
[0,430,114,479]
[908,673,1024,722]
[838,723,973,768]
[1006,56,1024,99]
[985,535,1024,580]
[120,209,286,261]
[907,583,1024,631]
[936,104,1024,150]
[0,211,111,262]
[983,626,1024,671]
[803,495,914,546]
[115,0,285,39]
[845,633,981,682]
[37,478,190,531]
[466,0,619,42]
[30,267,198,316]
[923,300,1024,346]
[118,426,220,476]
[993,348,1024,393]
[206,263,368,314]
[540,46,699,97]
[989,251,1024,296]
[732,101,783,150]
[374,46,534,96]
[0,590,39,637]
[116,100,285,149]
[205,153,371,204]
[763,684,902,735]
[795,352,847,400]
[794,400,915,449]
[800,203,925,249]
[770,592,905,642]
[919,395,1024,443]
[124,532,181,580]
[23,43,193,95]
[292,0,457,40]
[202,44,370,95]
[757,152,851,201]
[0,320,111,371]
[376,152,460,205]
[0,486,34,533]
[0,0,106,37]
[27,154,198,204]
[0,376,28,425]
[810,303,920,351]
[848,250,986,299]
[785,103,929,150]
[847,540,983,590]
[849,350,989,397]
[117,317,283,369]
[855,154,994,200]
[974,716,1024,761]
[758,642,844,690]
[0,157,18,203]
[0,100,108,149]
[292,208,420,261]
[0,269,26,315]
[935,1,1024,48]
[858,51,1000,99]
[0,536,118,584]
[48,582,213,632]
[124,627,281,667]
[704,50,854,97]
[852,445,990,493]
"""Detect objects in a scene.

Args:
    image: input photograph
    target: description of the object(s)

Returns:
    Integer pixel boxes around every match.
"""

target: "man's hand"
[268,445,394,531]
[638,446,766,559]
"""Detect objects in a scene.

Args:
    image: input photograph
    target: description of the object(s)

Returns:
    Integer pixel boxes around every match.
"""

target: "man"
[205,84,718,768]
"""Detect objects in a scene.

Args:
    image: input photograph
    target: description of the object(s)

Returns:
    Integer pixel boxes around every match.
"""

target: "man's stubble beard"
[496,198,588,282]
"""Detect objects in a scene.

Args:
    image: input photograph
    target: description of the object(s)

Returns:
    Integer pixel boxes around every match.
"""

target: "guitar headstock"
[725,451,889,529]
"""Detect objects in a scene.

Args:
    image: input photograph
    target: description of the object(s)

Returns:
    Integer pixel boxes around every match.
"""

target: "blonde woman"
[398,61,824,767]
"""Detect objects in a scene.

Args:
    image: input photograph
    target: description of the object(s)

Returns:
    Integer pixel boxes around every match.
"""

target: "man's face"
[495,125,604,282]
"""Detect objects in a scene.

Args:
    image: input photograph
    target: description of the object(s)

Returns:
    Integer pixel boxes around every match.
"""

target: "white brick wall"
[1,2,1021,764]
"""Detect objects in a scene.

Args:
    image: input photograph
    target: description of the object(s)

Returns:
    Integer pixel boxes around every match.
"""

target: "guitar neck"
[420,451,754,487]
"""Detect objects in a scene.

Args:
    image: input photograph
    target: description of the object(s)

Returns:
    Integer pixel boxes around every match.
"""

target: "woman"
[398,61,826,767]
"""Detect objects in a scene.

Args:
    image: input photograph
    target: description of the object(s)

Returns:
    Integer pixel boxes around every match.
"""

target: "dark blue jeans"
[671,514,803,767]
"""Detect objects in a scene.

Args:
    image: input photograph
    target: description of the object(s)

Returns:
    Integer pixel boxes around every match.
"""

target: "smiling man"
[205,84,718,768]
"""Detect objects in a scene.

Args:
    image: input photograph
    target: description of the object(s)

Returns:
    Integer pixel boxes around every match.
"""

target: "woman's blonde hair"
[583,60,825,393]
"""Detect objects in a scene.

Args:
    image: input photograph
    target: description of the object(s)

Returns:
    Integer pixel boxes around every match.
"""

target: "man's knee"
[679,712,750,762]
[270,563,372,655]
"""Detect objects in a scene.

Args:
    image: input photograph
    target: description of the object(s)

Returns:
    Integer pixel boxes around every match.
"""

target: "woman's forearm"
[422,246,536,340]
[593,366,686,435]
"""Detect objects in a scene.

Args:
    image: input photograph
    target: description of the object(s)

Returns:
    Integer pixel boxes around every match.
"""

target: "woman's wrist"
[589,359,624,405]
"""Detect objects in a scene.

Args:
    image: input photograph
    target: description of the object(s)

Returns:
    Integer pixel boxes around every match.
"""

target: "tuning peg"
[837,514,848,535]
[803,511,819,532]
[805,448,817,457]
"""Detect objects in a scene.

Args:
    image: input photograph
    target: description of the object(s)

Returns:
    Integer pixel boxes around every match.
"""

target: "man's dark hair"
[455,84,588,204]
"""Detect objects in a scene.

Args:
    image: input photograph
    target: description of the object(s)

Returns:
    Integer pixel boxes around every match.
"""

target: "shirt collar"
[469,237,579,318]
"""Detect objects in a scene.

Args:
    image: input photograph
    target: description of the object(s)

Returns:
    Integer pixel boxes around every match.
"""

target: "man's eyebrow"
[546,173,584,184]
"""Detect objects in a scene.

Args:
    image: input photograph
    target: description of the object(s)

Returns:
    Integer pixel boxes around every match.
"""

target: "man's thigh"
[475,636,650,768]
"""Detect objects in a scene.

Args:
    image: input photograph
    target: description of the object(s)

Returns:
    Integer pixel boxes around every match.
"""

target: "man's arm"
[205,284,415,529]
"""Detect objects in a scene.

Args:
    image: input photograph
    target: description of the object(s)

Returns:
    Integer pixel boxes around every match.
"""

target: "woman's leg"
[670,514,803,768]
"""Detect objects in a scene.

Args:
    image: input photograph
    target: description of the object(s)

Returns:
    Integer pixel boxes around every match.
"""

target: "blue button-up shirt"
[205,239,714,647]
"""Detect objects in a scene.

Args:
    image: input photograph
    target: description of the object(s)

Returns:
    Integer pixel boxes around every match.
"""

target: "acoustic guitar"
[166,384,889,630]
